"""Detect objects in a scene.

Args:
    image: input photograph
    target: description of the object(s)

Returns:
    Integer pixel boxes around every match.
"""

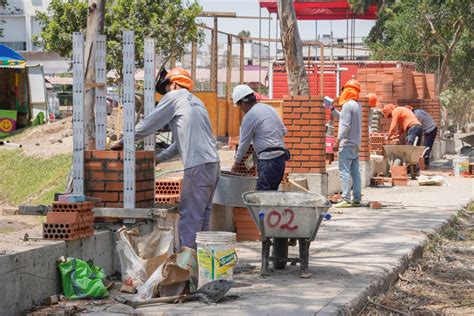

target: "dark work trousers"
[423,127,438,166]
[406,124,423,145]
[179,162,220,249]
[256,154,286,191]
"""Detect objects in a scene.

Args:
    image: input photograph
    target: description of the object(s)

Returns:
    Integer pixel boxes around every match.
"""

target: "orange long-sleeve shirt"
[388,107,421,136]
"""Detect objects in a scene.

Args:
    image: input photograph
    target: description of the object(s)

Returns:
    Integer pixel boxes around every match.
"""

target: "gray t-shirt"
[236,102,287,161]
[333,100,362,148]
[133,89,220,169]
[414,109,436,134]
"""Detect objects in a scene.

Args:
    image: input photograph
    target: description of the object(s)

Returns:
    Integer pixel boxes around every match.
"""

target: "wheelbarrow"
[383,145,429,179]
[242,191,331,278]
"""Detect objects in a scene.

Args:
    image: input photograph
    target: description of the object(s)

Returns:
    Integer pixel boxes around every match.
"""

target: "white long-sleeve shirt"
[132,89,219,169]
[235,102,287,161]
[332,100,362,148]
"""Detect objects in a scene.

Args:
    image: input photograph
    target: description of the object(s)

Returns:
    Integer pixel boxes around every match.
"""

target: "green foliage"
[0,150,71,206]
[34,0,203,77]
[439,87,473,131]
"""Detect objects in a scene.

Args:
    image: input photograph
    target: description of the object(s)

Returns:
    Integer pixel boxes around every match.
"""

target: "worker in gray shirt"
[408,106,437,167]
[330,79,362,208]
[112,67,220,249]
[231,85,288,190]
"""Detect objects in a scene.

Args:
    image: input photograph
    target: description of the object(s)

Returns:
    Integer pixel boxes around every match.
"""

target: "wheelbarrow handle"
[258,211,266,241]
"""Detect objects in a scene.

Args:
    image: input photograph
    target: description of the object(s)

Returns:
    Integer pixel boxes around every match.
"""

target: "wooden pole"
[211,16,218,91]
[226,34,233,136]
[83,0,105,150]
[320,44,324,96]
[191,41,197,83]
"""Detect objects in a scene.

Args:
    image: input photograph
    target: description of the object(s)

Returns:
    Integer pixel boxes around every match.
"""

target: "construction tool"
[20,233,43,241]
[116,279,234,307]
[0,141,22,148]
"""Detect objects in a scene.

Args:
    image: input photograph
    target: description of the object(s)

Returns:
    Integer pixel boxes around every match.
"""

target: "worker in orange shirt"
[382,104,422,145]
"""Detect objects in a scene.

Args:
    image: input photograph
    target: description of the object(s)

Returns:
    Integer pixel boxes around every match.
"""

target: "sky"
[197,0,376,42]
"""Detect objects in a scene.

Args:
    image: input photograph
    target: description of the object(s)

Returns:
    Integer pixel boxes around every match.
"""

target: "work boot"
[334,200,352,208]
[352,201,361,207]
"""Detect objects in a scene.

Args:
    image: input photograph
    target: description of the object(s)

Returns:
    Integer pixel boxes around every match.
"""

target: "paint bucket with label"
[453,156,469,176]
[196,231,237,288]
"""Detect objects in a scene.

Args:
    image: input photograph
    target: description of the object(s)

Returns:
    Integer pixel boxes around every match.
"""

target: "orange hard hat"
[366,93,377,107]
[383,104,397,118]
[343,79,361,93]
[166,67,193,90]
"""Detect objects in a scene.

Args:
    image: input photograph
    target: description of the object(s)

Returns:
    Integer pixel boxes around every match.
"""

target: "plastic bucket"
[453,156,469,176]
[196,231,237,288]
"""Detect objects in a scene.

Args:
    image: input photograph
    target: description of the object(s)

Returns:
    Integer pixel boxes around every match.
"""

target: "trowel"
[116,279,234,308]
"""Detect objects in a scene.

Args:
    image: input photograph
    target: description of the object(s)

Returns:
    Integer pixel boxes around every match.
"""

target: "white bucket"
[196,231,237,288]
[453,156,469,176]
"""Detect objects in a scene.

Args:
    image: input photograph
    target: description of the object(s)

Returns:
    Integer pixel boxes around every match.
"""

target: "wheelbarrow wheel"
[272,238,288,270]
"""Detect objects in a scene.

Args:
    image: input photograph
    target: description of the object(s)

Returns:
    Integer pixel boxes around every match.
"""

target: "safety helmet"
[165,67,193,90]
[343,79,361,93]
[366,93,377,108]
[383,104,397,118]
[232,84,255,105]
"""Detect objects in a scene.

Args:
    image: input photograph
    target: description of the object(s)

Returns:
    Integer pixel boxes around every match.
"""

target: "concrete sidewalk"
[131,176,473,315]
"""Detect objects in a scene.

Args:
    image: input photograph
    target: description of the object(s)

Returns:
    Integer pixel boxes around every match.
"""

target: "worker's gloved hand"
[231,163,240,173]
[333,139,339,152]
[110,141,123,151]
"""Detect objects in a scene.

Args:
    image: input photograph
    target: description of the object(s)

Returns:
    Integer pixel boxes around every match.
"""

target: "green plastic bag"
[58,257,109,299]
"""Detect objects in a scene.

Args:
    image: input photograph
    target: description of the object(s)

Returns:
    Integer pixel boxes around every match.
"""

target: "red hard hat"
[366,93,377,107]
[166,67,193,90]
[344,79,361,93]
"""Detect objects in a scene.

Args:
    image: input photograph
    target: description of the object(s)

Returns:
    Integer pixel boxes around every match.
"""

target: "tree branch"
[426,16,449,50]
[448,19,464,52]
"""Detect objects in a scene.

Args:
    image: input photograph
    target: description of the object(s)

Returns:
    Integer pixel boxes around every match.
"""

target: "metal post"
[144,38,156,152]
[259,7,262,93]
[240,37,244,84]
[122,30,135,208]
[95,35,106,150]
[320,44,324,96]
[72,32,84,195]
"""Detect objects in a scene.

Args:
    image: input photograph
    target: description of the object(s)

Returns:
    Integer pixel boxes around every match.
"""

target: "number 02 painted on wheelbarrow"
[267,208,299,231]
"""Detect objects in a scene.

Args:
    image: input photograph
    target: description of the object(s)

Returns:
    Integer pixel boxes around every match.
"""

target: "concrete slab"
[0,230,115,315]
[131,176,473,315]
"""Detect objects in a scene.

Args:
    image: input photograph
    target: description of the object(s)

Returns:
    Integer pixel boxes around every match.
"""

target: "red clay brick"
[85,162,103,170]
[84,151,92,159]
[293,107,310,113]
[92,192,119,202]
[293,143,310,149]
[47,212,79,223]
[86,181,105,191]
[294,119,310,125]
[107,162,124,170]
[92,150,119,160]
[105,182,124,191]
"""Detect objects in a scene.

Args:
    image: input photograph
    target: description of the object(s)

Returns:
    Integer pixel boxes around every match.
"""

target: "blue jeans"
[338,146,361,202]
[423,127,437,166]
[179,162,220,249]
[257,154,286,190]
[406,125,423,145]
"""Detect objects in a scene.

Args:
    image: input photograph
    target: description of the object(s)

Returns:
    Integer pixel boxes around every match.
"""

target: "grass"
[0,149,71,206]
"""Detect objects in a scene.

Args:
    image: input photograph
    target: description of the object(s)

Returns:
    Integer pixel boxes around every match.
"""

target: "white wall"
[1,17,27,42]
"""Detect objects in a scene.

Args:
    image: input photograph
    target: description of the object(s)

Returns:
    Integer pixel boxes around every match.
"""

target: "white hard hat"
[232,84,254,105]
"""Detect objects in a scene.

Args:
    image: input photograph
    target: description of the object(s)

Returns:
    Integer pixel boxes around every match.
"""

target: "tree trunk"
[278,0,309,96]
[84,0,105,150]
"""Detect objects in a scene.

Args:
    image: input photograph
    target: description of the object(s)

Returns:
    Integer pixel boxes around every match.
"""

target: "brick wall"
[332,97,370,161]
[84,150,155,208]
[282,95,326,173]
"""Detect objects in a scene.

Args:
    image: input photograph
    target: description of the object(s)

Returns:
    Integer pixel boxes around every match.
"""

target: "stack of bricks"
[369,132,388,155]
[233,144,258,176]
[282,95,326,173]
[390,166,408,186]
[155,179,182,205]
[332,97,370,161]
[412,72,426,99]
[84,150,155,208]
[425,74,437,99]
[233,207,260,241]
[43,201,94,240]
[357,67,414,102]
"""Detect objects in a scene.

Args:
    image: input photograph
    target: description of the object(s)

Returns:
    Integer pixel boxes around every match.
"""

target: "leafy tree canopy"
[34,0,203,76]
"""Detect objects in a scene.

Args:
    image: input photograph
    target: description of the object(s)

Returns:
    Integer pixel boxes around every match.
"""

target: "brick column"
[282,95,326,173]
[359,97,370,161]
[84,150,155,208]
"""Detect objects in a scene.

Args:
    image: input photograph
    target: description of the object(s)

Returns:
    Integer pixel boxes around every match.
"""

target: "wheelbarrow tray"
[383,145,426,164]
[242,191,331,240]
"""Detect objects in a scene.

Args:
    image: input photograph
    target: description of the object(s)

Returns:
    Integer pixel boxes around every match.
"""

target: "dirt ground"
[360,204,474,315]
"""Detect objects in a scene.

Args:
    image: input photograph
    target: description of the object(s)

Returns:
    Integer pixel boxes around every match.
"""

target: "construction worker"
[330,79,362,208]
[406,106,438,167]
[231,84,288,190]
[366,93,383,133]
[383,104,422,145]
[111,67,220,249]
